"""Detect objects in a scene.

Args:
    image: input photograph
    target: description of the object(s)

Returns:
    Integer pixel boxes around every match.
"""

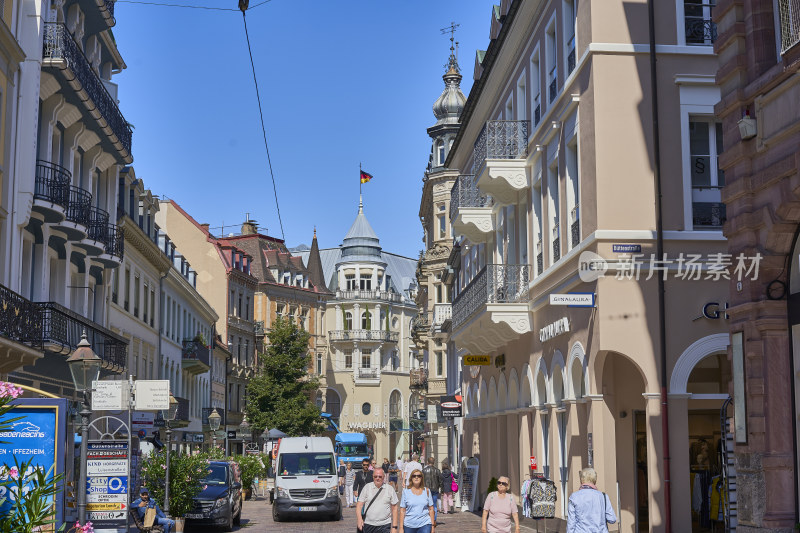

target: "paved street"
[175,494,569,533]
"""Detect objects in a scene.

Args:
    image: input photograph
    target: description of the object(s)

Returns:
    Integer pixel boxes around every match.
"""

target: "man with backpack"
[423,456,442,524]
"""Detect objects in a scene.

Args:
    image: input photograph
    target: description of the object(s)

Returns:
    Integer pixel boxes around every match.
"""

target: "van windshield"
[278,453,335,476]
[202,464,228,485]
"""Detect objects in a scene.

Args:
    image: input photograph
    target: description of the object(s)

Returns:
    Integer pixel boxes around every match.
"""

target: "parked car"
[186,460,243,531]
[273,436,341,522]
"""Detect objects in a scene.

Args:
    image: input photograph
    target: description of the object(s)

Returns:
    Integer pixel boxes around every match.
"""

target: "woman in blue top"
[399,468,435,533]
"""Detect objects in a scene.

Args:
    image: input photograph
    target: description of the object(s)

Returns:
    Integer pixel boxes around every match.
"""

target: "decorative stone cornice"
[119,217,171,273]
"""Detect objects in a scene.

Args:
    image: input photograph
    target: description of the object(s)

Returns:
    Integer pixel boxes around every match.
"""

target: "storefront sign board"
[464,355,491,365]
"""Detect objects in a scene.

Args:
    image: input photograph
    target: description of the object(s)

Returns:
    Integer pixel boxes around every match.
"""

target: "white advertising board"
[88,493,128,503]
[88,511,126,521]
[134,380,170,411]
[91,381,129,411]
[86,459,128,476]
[131,411,155,431]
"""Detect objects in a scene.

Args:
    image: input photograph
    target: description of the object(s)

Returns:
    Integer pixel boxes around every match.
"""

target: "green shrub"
[487,477,499,495]
[139,450,208,518]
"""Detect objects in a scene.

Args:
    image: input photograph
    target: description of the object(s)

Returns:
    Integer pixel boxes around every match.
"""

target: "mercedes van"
[272,436,341,522]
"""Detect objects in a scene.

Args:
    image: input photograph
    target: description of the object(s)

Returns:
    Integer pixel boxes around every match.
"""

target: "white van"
[272,436,341,522]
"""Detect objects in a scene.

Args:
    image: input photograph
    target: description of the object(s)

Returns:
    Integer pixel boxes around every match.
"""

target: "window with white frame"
[345,274,356,290]
[437,140,445,166]
[689,119,725,228]
[546,21,558,103]
[516,75,527,122]
[563,0,577,76]
[684,0,718,45]
[361,310,371,329]
[343,349,353,369]
[531,50,542,126]
[565,137,580,249]
[345,311,353,330]
[548,159,561,263]
[361,349,372,369]
[438,204,447,239]
[359,276,372,291]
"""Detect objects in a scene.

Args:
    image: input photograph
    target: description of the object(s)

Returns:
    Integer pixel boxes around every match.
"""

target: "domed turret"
[432,52,467,127]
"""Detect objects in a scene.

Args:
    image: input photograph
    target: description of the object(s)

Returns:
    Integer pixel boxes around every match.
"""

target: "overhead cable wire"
[116,0,272,11]
[240,7,285,240]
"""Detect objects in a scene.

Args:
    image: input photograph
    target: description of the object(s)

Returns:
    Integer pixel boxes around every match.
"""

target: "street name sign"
[134,380,170,410]
[464,355,491,365]
[549,293,595,307]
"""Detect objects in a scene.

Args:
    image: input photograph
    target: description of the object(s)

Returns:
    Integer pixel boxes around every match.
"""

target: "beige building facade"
[444,1,734,531]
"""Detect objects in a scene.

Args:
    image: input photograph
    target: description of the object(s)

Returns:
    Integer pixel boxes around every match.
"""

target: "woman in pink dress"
[481,476,520,533]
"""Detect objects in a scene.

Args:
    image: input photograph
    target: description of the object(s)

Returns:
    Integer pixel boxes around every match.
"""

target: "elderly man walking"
[356,467,399,533]
[566,468,617,533]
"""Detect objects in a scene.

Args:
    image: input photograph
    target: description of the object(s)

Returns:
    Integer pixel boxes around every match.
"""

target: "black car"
[185,461,243,531]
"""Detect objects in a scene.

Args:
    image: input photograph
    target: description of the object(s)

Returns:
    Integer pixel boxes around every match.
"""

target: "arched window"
[361,311,371,329]
[390,390,402,419]
[345,311,353,330]
[326,389,341,418]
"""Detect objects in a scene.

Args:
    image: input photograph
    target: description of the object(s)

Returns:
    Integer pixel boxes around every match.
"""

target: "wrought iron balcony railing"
[692,202,726,227]
[34,160,70,207]
[329,330,399,343]
[335,289,402,303]
[537,252,543,275]
[357,367,380,379]
[39,301,127,371]
[103,0,116,20]
[409,368,428,389]
[0,284,43,346]
[104,224,124,257]
[685,2,717,44]
[87,206,110,242]
[452,264,530,329]
[42,23,132,157]
[450,174,488,221]
[182,339,211,367]
[174,396,190,422]
[472,121,529,174]
[65,186,92,227]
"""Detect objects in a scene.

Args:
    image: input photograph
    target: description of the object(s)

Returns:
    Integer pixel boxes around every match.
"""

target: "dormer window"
[283,271,291,285]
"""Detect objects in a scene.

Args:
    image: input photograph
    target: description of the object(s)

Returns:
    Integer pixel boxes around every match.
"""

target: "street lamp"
[67,332,102,526]
[162,393,179,515]
[208,408,221,449]
[238,415,250,454]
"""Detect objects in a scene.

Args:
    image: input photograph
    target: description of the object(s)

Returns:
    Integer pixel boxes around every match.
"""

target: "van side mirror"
[231,481,242,490]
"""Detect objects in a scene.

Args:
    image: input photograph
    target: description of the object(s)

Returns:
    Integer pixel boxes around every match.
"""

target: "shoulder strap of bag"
[602,492,608,526]
[363,486,384,517]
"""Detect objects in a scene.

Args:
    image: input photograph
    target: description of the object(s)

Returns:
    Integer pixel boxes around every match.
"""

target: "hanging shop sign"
[539,317,570,343]
[464,355,491,366]
[0,398,67,528]
[227,430,237,440]
[440,396,463,418]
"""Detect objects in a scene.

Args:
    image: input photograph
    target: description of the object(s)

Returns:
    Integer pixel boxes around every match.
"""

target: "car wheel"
[272,503,281,522]
[332,504,342,521]
[234,504,242,526]
[223,509,233,532]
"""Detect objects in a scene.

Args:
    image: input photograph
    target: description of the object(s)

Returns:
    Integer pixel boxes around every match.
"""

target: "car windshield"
[202,464,228,485]
[338,444,368,456]
[278,453,335,476]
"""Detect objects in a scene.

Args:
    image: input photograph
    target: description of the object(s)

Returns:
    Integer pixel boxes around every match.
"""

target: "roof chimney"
[200,223,210,233]
[242,213,258,235]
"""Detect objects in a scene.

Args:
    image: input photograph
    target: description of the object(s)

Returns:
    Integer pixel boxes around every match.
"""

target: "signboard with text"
[440,395,463,418]
[464,355,491,366]
[86,441,129,531]
[0,399,67,529]
[133,380,170,411]
[91,380,129,411]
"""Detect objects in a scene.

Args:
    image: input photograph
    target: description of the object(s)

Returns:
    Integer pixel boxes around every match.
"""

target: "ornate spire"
[432,25,466,126]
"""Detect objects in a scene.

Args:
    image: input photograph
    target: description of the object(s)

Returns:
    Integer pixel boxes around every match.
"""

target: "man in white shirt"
[402,453,423,488]
[356,468,398,533]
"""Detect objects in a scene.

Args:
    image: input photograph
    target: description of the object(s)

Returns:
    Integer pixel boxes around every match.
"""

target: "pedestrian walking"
[399,468,435,533]
[382,458,391,476]
[371,460,377,471]
[389,459,399,490]
[439,460,455,514]
[354,458,374,500]
[481,476,519,533]
[339,459,347,495]
[566,467,617,533]
[403,453,423,488]
[422,457,442,524]
[345,462,358,507]
[131,487,175,533]
[356,468,399,533]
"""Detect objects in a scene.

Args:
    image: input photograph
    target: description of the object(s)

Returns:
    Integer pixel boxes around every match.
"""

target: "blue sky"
[112,0,495,258]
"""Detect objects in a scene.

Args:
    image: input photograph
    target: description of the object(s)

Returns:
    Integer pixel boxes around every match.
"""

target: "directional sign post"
[86,441,129,531]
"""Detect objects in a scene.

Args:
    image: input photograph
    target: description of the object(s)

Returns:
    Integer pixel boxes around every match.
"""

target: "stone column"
[585,395,618,509]
[61,242,73,308]
[519,410,532,477]
[354,303,361,329]
[565,399,586,495]
[335,304,342,330]
[668,393,692,532]
[643,392,666,530]
[77,262,90,317]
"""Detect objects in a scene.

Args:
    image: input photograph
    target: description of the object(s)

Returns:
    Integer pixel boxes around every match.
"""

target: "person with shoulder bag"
[357,468,399,533]
[422,457,442,524]
[566,467,617,533]
[399,468,435,533]
[481,476,519,533]
[439,460,456,514]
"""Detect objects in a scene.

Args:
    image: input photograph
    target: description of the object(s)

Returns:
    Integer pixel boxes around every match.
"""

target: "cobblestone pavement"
[180,494,569,533]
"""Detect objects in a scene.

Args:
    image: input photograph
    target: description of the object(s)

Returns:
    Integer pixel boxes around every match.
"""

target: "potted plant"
[233,453,267,500]
[140,449,208,532]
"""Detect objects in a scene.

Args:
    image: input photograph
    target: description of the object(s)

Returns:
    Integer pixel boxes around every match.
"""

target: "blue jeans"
[404,525,432,533]
[431,491,439,522]
[156,516,175,533]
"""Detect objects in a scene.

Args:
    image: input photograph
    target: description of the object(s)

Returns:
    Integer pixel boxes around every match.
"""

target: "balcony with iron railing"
[33,160,70,223]
[173,396,191,427]
[536,241,544,275]
[228,314,255,333]
[39,301,127,372]
[355,366,381,385]
[431,304,452,336]
[329,329,399,343]
[450,174,493,243]
[409,368,428,391]
[451,264,532,354]
[182,338,211,375]
[0,284,45,373]
[42,23,132,162]
[335,289,402,303]
[51,185,92,241]
[474,121,531,205]
[684,2,717,45]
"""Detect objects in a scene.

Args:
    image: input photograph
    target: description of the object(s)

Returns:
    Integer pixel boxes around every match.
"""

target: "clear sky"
[112,0,495,258]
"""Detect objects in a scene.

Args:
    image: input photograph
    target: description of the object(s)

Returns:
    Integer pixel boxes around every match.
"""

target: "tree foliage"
[245,317,325,436]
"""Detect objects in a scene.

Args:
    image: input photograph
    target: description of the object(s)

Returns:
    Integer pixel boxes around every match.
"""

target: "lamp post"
[239,415,250,454]
[67,332,102,526]
[208,408,221,449]
[162,393,179,515]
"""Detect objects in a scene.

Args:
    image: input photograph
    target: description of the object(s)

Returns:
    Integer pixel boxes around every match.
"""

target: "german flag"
[360,170,373,184]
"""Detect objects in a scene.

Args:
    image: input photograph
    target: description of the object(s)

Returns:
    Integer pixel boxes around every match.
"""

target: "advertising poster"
[440,395,463,418]
[0,398,67,529]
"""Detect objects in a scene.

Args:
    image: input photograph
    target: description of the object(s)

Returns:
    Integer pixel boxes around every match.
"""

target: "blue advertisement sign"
[0,398,67,527]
